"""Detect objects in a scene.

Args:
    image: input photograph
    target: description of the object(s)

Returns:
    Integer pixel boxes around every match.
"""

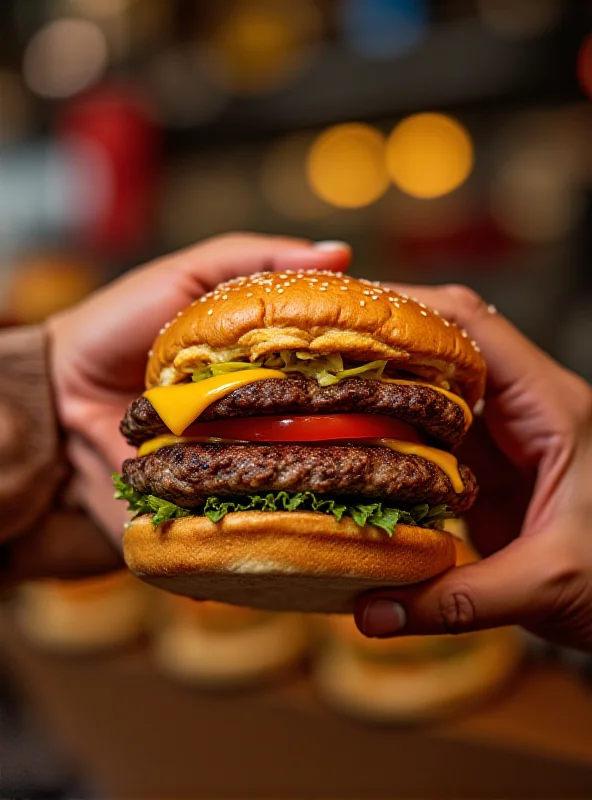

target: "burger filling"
[115,364,478,536]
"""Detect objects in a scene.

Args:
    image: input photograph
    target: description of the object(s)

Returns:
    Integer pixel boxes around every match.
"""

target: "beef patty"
[122,443,477,513]
[121,375,468,447]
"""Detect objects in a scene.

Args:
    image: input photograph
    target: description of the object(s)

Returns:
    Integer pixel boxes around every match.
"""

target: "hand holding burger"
[45,234,592,647]
[355,285,592,652]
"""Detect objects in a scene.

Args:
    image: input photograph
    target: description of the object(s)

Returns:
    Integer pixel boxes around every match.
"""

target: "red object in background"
[56,83,161,256]
[384,215,522,271]
[577,33,592,100]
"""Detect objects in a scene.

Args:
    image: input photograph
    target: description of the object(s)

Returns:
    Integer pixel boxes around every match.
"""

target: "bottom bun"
[153,612,309,685]
[313,627,523,723]
[123,512,456,613]
[14,575,148,654]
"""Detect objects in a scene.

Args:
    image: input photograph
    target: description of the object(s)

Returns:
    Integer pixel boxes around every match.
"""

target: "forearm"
[0,326,68,541]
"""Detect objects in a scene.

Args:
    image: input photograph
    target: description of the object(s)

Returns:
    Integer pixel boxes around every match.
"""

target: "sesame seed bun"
[146,271,485,408]
[123,512,456,614]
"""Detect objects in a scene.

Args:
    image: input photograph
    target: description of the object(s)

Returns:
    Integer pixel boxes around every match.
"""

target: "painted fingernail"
[361,599,406,638]
[312,240,351,252]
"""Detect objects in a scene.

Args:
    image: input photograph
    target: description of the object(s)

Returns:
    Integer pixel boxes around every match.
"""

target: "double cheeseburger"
[153,598,309,686]
[116,270,485,612]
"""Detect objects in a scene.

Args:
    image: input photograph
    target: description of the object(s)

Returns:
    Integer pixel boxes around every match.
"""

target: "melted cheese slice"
[143,369,287,436]
[378,377,472,428]
[373,438,463,493]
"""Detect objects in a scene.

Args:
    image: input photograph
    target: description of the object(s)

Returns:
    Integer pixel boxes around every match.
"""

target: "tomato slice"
[182,414,423,443]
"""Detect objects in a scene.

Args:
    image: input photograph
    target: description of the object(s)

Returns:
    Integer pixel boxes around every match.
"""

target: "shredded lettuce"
[192,362,261,382]
[113,475,455,535]
[191,354,389,387]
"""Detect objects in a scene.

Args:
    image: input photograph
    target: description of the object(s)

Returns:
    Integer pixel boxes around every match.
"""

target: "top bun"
[147,271,486,407]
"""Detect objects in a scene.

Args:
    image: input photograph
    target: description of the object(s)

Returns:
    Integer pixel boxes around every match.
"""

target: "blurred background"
[1,0,592,797]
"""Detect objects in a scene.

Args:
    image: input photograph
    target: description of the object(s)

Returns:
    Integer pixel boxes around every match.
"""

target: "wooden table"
[1,610,591,798]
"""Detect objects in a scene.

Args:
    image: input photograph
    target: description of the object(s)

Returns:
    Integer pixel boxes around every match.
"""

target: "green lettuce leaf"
[113,476,456,536]
[113,474,191,525]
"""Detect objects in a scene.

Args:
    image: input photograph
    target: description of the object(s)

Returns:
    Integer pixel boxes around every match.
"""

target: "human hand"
[355,285,592,651]
[48,234,351,544]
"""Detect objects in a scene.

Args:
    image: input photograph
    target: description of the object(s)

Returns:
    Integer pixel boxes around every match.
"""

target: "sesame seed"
[420,310,428,316]
[487,304,497,315]
[321,281,329,286]
[246,292,253,297]
[148,349,154,357]
[363,290,371,295]
[343,279,350,284]
[222,294,228,300]
[207,309,213,316]
[200,297,207,303]
[159,327,165,335]
[433,309,440,316]
[443,319,450,327]
[265,288,271,293]
[475,345,481,352]
[461,329,468,338]
[418,302,427,309]
[360,300,366,307]
[319,287,327,291]
[371,295,379,300]
[278,288,284,294]
[177,311,183,317]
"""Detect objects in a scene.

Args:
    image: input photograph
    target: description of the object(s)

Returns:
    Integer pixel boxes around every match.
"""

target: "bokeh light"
[477,0,562,40]
[206,0,322,96]
[23,18,108,99]
[577,34,592,100]
[386,113,473,199]
[307,123,389,208]
[491,150,584,243]
[4,253,101,323]
[261,133,333,221]
[340,0,428,60]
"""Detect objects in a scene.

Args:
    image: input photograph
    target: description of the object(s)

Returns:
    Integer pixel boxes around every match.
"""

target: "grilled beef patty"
[121,375,468,448]
[122,443,477,513]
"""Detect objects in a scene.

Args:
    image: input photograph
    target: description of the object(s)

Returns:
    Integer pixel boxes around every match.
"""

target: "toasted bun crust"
[123,511,456,613]
[314,627,523,722]
[153,612,309,685]
[146,271,486,407]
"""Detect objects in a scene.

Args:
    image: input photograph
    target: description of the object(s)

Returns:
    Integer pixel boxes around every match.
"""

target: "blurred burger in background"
[14,571,150,654]
[152,596,310,686]
[312,538,523,723]
[3,251,101,325]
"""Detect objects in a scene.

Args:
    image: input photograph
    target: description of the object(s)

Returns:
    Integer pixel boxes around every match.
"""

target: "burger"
[14,571,149,654]
[115,270,484,612]
[152,597,309,686]
[312,540,523,722]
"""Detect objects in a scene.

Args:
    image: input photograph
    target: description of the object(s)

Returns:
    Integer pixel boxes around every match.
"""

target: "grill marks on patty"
[122,443,477,514]
[121,375,468,447]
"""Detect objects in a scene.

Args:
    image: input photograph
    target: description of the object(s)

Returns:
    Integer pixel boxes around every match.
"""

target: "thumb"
[354,533,570,640]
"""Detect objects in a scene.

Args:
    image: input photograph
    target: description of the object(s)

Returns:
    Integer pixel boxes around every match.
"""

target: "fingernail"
[361,599,406,638]
[312,240,351,252]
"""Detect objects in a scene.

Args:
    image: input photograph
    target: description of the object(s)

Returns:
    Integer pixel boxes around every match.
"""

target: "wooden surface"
[1,611,591,798]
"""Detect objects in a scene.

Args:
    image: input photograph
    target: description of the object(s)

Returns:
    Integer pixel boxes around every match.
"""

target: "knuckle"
[438,584,477,634]
[442,284,488,320]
